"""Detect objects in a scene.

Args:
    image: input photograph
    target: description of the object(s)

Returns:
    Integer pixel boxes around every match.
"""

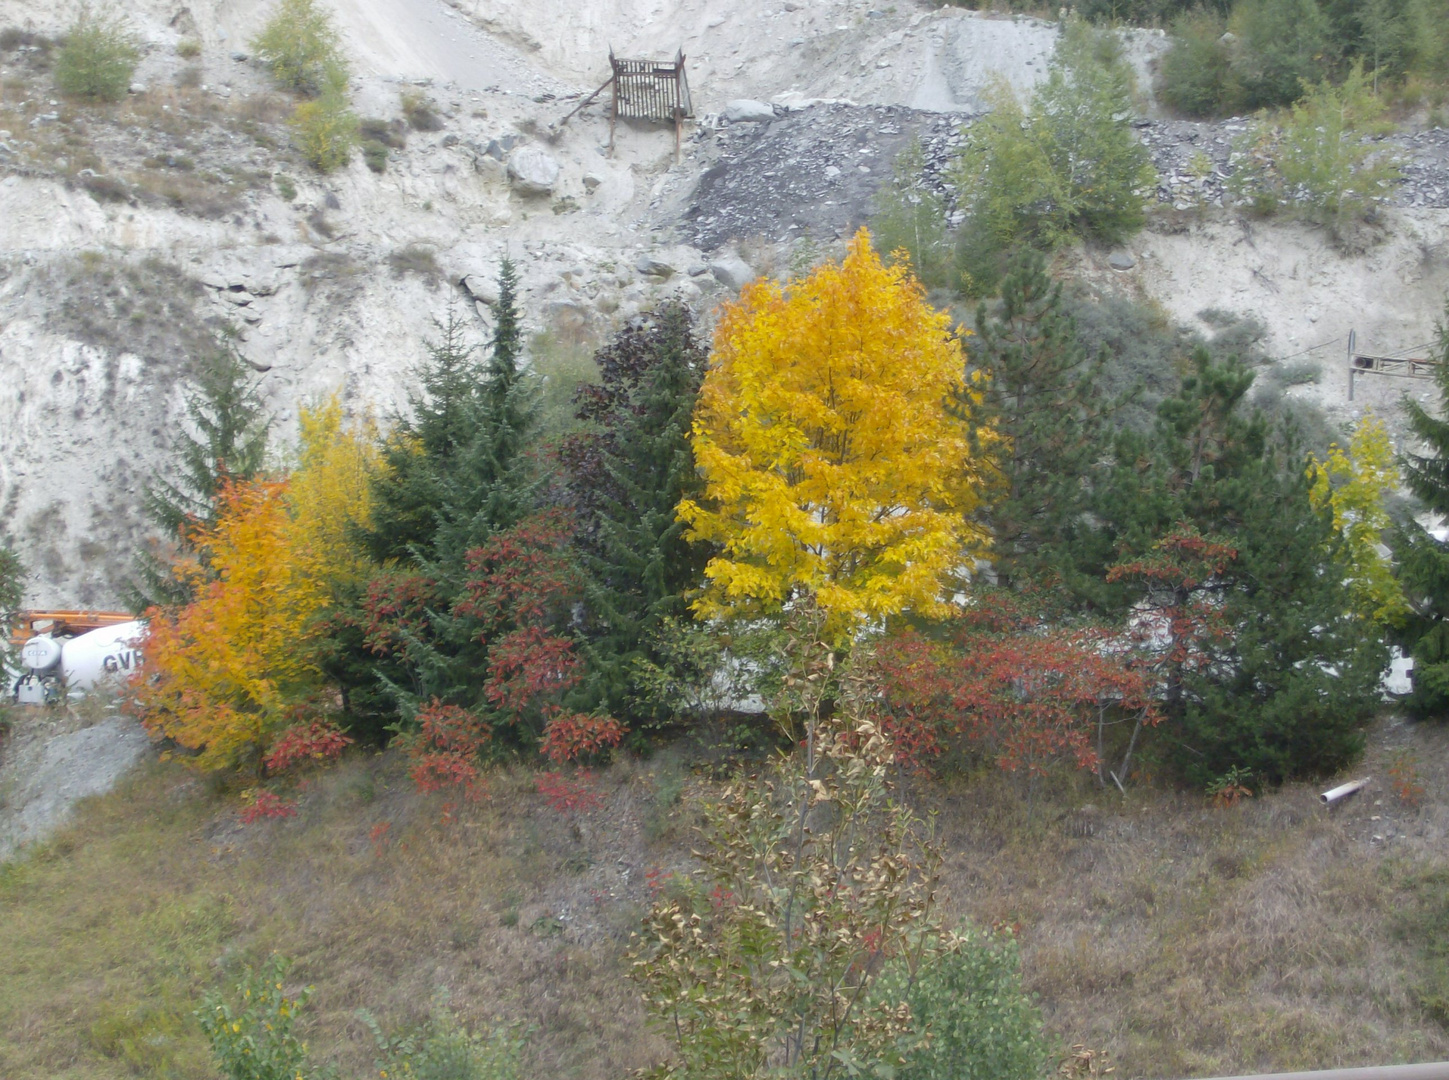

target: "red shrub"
[239,789,298,824]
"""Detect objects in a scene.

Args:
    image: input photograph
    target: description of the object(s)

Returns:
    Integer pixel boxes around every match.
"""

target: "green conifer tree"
[1397,306,1449,716]
[1098,348,1381,784]
[126,346,270,610]
[953,252,1117,592]
[564,302,708,723]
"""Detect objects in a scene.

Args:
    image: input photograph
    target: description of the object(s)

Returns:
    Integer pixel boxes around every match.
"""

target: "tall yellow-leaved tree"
[678,229,992,636]
[286,395,381,597]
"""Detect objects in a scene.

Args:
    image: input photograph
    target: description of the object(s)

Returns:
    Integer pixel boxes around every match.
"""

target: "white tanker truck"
[7,612,146,704]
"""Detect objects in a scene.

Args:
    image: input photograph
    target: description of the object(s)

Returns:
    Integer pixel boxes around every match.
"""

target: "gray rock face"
[710,255,755,292]
[724,99,776,123]
[0,716,150,863]
[507,145,560,195]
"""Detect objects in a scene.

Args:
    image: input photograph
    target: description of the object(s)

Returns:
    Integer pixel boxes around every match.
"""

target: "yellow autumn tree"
[678,229,992,637]
[136,400,381,771]
[286,395,382,597]
[1309,412,1409,626]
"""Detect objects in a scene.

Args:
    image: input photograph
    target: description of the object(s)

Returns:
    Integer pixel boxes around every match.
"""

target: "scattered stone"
[1107,250,1135,271]
[710,255,755,292]
[582,171,603,192]
[635,255,676,279]
[724,99,776,123]
[230,50,248,62]
[507,145,560,195]
[128,83,147,95]
[687,264,709,276]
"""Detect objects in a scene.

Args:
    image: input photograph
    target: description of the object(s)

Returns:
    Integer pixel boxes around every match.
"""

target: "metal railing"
[1189,1064,1449,1080]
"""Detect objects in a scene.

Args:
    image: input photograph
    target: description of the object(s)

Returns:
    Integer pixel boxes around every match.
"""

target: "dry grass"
[924,716,1449,1075]
[0,749,687,1079]
[1,717,1447,1079]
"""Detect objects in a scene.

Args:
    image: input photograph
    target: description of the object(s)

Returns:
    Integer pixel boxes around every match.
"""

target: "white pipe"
[1321,778,1370,806]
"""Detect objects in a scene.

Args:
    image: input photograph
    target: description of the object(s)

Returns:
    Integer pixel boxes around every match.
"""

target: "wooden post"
[608,52,618,156]
[1347,328,1357,401]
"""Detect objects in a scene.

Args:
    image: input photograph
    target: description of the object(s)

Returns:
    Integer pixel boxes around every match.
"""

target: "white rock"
[710,255,755,292]
[507,146,560,195]
[462,273,500,305]
[724,99,775,123]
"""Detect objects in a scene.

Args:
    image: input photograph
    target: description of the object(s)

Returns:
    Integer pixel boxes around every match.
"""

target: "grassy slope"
[2,719,1448,1079]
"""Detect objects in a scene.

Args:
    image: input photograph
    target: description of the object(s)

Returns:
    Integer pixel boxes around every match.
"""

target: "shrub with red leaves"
[535,770,604,813]
[539,712,627,764]
[863,593,1161,781]
[402,700,491,798]
[262,719,353,774]
[239,790,298,824]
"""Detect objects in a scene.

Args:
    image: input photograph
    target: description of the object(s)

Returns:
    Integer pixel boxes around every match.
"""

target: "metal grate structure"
[1347,329,1440,400]
[611,49,692,158]
[558,50,692,159]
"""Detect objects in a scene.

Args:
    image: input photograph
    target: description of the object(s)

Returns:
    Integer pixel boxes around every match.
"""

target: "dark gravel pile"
[684,104,1449,252]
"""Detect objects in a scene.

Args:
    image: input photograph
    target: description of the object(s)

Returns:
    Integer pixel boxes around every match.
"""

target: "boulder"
[462,273,500,305]
[507,146,559,195]
[1107,250,1135,271]
[724,99,775,123]
[710,255,755,292]
[635,254,676,279]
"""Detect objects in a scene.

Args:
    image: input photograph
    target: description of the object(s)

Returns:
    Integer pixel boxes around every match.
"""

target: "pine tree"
[952,252,1115,591]
[1397,305,1449,716]
[564,302,709,722]
[126,345,270,610]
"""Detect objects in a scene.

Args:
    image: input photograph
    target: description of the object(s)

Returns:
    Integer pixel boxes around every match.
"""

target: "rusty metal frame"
[608,48,692,160]
[1347,328,1440,400]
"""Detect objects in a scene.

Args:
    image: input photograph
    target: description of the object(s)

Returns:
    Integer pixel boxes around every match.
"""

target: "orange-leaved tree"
[677,228,994,638]
[136,400,381,772]
[136,478,329,771]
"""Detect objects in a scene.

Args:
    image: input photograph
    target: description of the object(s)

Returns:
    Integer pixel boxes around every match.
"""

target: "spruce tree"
[348,260,545,722]
[1397,306,1449,716]
[126,345,270,610]
[564,302,708,722]
[953,252,1115,591]
[1097,347,1381,784]
[363,308,487,566]
[426,258,541,584]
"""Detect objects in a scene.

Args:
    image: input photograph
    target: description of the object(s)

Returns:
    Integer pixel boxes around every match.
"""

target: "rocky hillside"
[2,0,1448,607]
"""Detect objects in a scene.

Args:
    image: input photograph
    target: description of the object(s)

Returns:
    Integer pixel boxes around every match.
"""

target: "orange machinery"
[7,610,136,649]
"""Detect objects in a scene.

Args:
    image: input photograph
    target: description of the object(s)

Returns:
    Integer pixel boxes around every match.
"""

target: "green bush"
[1231,63,1399,235]
[362,138,388,173]
[54,9,140,102]
[877,927,1050,1080]
[197,955,322,1080]
[951,19,1155,294]
[1228,0,1332,110]
[1159,10,1234,117]
[0,545,23,676]
[290,93,358,172]
[871,138,955,292]
[359,1000,528,1080]
[252,0,348,97]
